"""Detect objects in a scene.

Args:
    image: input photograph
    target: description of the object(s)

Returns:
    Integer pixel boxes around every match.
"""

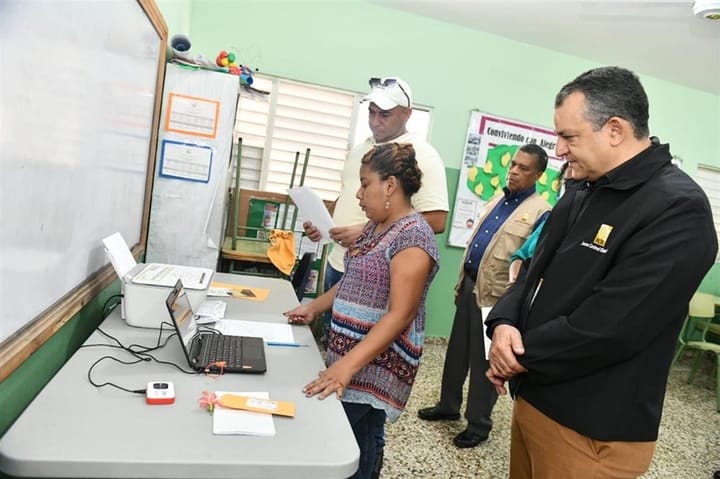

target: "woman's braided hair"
[361,143,422,197]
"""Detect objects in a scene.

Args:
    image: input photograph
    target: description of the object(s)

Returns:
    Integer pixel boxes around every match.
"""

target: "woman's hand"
[329,224,364,248]
[284,304,316,325]
[302,361,354,400]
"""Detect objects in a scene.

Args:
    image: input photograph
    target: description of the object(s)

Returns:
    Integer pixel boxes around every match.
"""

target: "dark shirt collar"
[503,185,537,201]
[595,143,672,190]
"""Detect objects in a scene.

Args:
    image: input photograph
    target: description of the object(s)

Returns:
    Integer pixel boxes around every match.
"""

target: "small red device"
[145,381,175,405]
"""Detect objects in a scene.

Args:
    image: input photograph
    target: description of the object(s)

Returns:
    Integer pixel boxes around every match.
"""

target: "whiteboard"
[0,0,163,345]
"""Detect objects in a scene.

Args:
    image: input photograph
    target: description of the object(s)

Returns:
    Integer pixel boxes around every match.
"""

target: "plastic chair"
[673,292,720,412]
[290,252,315,301]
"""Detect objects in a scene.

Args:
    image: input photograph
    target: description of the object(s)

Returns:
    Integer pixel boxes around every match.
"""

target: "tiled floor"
[380,337,720,479]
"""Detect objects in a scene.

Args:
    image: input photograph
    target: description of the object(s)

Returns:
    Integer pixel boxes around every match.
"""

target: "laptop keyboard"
[200,334,245,368]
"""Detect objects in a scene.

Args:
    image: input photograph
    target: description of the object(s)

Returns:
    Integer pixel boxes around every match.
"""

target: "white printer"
[103,233,213,329]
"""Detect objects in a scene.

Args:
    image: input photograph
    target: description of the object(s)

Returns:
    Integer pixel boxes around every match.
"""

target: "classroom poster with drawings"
[448,111,564,248]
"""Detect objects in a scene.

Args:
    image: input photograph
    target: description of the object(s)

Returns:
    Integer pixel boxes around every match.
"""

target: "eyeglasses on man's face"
[368,77,411,108]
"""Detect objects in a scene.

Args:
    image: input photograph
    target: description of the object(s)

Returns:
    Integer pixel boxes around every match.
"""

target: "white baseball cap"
[362,77,413,110]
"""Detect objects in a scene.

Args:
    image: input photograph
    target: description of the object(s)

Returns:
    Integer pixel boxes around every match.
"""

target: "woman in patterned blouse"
[285,143,440,479]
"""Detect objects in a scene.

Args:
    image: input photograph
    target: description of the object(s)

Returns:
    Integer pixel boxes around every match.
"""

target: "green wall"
[0,282,120,443]
[701,263,720,296]
[162,0,719,336]
[1,0,718,442]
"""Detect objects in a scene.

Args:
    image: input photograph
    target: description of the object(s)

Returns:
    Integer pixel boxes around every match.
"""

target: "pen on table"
[266,341,308,348]
[200,272,206,284]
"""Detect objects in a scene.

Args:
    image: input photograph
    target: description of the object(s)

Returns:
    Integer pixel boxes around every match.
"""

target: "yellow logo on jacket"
[593,224,613,247]
[521,213,529,223]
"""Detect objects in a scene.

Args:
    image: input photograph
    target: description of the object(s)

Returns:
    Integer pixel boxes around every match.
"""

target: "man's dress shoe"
[453,429,488,448]
[417,406,461,421]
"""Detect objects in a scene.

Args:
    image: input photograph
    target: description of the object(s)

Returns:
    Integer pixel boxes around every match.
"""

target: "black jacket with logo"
[486,143,717,441]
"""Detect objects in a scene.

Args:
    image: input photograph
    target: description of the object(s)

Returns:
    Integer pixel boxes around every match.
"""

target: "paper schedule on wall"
[159,139,213,183]
[164,92,220,138]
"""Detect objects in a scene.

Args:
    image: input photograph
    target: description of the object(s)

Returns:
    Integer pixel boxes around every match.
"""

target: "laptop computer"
[165,279,267,374]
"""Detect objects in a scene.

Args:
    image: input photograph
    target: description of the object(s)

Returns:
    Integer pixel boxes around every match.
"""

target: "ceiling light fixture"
[694,0,720,20]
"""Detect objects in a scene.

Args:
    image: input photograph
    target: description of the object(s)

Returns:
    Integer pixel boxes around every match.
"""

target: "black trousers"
[436,275,498,435]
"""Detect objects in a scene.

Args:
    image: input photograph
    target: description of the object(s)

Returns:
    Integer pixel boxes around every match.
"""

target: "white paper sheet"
[288,186,334,243]
[195,300,226,324]
[213,391,275,436]
[481,307,493,360]
[131,263,212,290]
[214,319,294,344]
[207,287,232,297]
[102,232,137,278]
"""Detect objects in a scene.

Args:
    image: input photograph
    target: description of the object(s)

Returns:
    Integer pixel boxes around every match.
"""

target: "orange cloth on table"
[266,229,296,275]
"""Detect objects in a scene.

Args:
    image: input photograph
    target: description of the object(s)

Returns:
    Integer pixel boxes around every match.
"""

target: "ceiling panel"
[370,0,720,95]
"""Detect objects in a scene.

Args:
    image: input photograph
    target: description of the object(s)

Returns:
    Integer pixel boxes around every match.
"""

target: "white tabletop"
[0,273,359,478]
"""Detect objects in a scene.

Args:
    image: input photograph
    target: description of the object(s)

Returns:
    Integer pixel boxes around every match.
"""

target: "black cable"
[82,322,174,355]
[88,324,193,369]
[125,322,178,354]
[87,355,149,394]
[84,319,200,395]
[198,324,222,335]
[101,294,123,319]
[129,350,198,375]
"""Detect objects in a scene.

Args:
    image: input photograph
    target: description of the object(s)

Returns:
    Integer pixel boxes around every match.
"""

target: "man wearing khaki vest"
[419,144,550,448]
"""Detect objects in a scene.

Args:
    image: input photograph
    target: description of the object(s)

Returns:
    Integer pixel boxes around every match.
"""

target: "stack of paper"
[213,392,275,436]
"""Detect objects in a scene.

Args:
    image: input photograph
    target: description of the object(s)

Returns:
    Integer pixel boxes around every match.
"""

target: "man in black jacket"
[485,66,718,478]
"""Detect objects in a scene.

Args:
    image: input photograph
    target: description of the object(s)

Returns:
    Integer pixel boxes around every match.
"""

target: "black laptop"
[165,279,267,374]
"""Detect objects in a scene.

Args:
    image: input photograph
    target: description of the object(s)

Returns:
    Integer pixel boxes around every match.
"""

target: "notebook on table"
[165,279,267,374]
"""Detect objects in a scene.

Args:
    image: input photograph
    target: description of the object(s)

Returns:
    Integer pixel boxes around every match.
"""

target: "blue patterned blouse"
[325,212,439,421]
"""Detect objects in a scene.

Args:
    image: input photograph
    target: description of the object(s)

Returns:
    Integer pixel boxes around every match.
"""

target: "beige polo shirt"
[327,131,449,272]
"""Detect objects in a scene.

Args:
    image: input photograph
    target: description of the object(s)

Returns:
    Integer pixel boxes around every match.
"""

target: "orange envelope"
[210,282,270,302]
[219,394,296,417]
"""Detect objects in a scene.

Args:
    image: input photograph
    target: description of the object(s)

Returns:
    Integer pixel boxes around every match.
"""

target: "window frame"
[231,74,433,203]
[695,164,720,260]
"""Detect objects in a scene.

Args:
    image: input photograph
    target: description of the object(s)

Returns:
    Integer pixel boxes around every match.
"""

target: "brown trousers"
[510,397,656,479]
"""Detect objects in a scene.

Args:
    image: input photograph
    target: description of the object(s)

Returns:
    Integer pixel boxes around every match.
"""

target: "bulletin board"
[0,0,167,380]
[448,111,564,248]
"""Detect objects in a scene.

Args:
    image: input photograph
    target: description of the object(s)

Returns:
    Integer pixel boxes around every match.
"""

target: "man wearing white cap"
[305,76,448,330]
[303,76,448,479]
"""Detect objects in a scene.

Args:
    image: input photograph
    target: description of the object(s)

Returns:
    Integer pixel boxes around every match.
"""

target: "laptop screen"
[166,280,198,352]
[165,279,268,374]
